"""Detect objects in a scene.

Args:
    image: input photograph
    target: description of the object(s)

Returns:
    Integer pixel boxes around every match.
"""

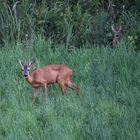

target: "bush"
[0,0,140,48]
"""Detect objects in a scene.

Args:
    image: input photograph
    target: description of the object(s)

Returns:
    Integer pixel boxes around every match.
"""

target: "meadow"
[0,37,140,140]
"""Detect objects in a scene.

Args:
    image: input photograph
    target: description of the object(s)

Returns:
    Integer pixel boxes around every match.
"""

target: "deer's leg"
[42,84,47,101]
[66,80,80,96]
[59,81,66,95]
[32,87,38,104]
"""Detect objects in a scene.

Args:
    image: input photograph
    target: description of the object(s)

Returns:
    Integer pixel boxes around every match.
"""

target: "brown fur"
[19,60,80,103]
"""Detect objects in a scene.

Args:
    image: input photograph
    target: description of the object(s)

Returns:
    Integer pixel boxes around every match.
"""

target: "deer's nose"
[23,71,28,77]
[24,74,28,77]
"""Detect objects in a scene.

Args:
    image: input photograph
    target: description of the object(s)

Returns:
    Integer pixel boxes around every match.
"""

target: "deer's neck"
[25,74,34,85]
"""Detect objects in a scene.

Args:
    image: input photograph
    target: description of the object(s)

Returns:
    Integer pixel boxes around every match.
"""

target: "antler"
[111,25,116,32]
[18,59,24,69]
[28,59,35,67]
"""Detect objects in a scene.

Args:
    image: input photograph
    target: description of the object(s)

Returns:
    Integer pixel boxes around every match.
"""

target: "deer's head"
[18,59,35,77]
[111,25,122,46]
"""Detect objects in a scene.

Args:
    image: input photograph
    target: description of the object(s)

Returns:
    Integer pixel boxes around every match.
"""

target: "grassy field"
[0,38,140,140]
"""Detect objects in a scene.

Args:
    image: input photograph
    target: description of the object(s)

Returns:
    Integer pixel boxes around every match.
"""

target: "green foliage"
[0,0,140,47]
[0,2,18,43]
[0,38,140,139]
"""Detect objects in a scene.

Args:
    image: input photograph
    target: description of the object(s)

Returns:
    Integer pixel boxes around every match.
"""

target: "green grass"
[0,38,140,140]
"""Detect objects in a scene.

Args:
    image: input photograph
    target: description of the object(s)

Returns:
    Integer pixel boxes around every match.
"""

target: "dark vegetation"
[0,0,140,48]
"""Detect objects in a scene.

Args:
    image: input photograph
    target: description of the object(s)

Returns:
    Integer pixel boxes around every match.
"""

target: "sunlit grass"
[0,39,140,140]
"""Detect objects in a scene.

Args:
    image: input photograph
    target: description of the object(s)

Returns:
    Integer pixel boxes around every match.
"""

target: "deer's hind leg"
[66,80,80,96]
[63,74,80,96]
[57,74,67,95]
[58,81,66,95]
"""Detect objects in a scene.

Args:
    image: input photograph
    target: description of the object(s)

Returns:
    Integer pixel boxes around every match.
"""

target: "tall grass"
[0,38,140,140]
[1,1,140,47]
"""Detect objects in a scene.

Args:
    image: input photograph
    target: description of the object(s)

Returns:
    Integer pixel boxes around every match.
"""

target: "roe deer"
[111,25,122,47]
[18,59,80,103]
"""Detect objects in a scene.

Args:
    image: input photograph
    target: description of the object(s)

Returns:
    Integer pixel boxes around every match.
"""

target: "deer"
[18,59,80,103]
[111,25,122,47]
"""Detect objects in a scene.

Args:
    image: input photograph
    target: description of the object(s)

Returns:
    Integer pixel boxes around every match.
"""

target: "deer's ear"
[18,59,24,69]
[28,59,35,67]
[111,25,116,32]
[119,26,122,32]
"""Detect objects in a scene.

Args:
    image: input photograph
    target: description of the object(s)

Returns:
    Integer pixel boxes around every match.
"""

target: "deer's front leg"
[42,84,48,101]
[32,87,38,104]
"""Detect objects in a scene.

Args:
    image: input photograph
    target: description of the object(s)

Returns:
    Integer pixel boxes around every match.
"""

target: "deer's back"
[30,64,72,84]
